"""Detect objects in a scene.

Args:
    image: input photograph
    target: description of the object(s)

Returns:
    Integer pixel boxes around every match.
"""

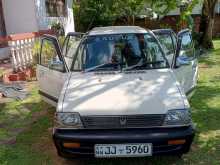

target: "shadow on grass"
[199,54,220,66]
[190,85,220,132]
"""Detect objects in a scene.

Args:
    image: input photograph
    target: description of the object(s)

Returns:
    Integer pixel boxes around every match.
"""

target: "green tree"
[147,0,177,17]
[178,0,199,30]
[73,0,182,31]
[114,0,179,25]
[73,0,116,32]
[113,0,144,25]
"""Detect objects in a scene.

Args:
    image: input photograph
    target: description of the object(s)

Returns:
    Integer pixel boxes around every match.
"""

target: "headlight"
[55,112,83,128]
[163,109,192,126]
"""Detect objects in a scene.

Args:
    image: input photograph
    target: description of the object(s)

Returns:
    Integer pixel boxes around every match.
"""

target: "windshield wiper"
[123,60,165,71]
[85,63,121,72]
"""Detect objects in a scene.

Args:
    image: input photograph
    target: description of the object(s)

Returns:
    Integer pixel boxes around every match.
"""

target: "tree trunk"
[132,15,135,25]
[200,0,218,49]
[126,16,133,25]
[202,17,214,49]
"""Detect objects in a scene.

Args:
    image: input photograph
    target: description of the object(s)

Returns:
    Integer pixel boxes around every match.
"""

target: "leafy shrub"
[32,36,66,65]
[50,22,65,36]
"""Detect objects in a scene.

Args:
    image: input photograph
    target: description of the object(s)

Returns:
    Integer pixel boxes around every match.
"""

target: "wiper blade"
[123,60,165,71]
[85,63,120,72]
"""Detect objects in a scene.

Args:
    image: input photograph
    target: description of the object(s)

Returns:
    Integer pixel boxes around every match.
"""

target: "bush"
[50,22,65,36]
[32,36,66,65]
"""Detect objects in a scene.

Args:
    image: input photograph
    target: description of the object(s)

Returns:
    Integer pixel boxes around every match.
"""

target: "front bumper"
[53,125,195,158]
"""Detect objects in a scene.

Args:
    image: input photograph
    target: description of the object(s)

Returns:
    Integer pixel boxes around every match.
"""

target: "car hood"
[59,69,187,116]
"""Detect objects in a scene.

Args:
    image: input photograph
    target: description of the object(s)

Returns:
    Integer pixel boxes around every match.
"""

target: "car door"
[153,29,177,66]
[173,29,198,94]
[37,35,69,106]
[37,33,83,106]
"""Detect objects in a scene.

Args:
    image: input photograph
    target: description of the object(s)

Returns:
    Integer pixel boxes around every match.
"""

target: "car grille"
[81,115,165,129]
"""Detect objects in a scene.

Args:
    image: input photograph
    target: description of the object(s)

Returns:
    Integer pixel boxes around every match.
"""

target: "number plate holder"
[95,143,152,158]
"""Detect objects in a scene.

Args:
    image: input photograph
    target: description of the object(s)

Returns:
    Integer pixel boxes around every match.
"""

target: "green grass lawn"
[0,87,55,165]
[0,40,220,165]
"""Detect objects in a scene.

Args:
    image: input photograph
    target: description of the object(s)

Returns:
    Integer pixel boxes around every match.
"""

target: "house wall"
[167,2,203,16]
[167,1,220,16]
[35,0,75,34]
[2,0,38,34]
[2,0,75,35]
[122,14,220,38]
[115,15,201,33]
[214,14,220,37]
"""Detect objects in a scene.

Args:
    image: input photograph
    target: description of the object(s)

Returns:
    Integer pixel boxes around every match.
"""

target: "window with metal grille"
[45,0,66,17]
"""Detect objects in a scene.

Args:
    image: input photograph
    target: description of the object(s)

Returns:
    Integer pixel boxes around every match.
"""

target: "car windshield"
[81,33,168,71]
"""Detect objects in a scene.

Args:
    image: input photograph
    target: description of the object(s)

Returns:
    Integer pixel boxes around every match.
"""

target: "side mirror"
[176,55,190,67]
[49,57,65,72]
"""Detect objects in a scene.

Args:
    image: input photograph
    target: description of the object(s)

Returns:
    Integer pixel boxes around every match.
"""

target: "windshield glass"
[80,33,168,71]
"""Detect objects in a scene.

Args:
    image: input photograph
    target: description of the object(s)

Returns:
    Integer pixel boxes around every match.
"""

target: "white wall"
[35,0,75,34]
[0,47,10,60]
[2,0,38,34]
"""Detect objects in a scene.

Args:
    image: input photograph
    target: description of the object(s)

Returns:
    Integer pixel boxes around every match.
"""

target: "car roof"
[88,26,148,36]
[152,29,175,35]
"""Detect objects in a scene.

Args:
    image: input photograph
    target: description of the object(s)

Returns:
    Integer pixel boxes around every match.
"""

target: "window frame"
[174,29,196,68]
[39,36,68,73]
[180,33,193,51]
[62,33,84,59]
[70,37,86,72]
[156,33,176,56]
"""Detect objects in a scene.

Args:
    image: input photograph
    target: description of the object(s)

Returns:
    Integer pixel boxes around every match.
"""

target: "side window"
[72,43,83,71]
[181,34,193,50]
[157,34,175,55]
[63,36,81,58]
[144,35,167,67]
[40,39,64,72]
[156,34,175,65]
[179,33,195,60]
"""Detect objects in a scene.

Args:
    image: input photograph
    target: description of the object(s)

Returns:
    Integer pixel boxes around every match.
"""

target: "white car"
[37,26,198,159]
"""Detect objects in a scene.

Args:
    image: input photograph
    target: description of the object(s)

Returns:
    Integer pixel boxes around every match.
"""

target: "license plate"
[95,143,152,158]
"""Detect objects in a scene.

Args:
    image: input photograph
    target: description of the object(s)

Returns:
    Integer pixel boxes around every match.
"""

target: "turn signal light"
[168,139,186,145]
[63,142,81,148]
